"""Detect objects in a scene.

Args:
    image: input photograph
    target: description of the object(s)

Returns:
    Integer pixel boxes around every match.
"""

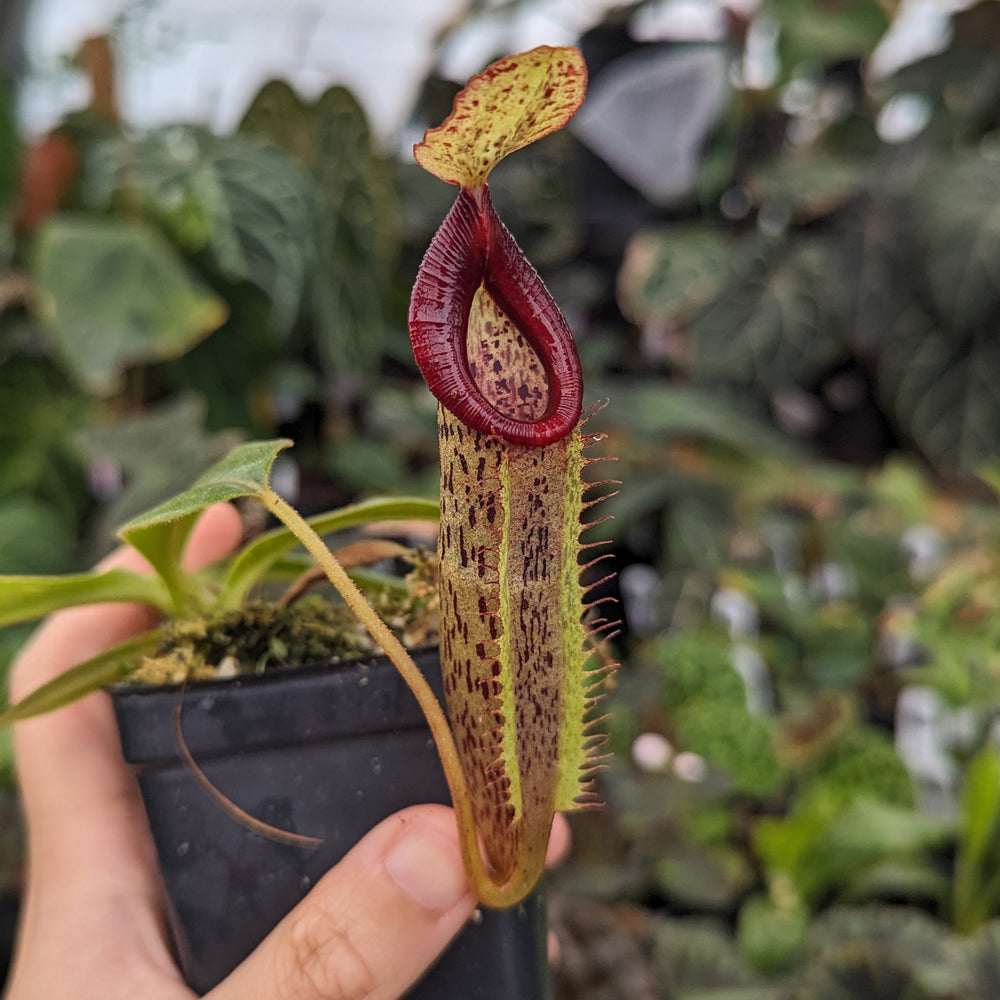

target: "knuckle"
[277,904,379,1000]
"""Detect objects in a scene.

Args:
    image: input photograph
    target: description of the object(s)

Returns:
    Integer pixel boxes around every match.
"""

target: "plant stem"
[260,489,541,907]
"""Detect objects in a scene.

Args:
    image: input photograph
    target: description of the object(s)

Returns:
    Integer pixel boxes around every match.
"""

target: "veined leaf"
[618,225,738,328]
[917,150,1000,335]
[414,45,587,188]
[120,438,291,542]
[89,126,317,337]
[242,83,400,375]
[0,568,171,628]
[0,631,162,726]
[310,86,398,375]
[687,237,844,391]
[878,313,1000,473]
[32,216,227,394]
[118,439,291,605]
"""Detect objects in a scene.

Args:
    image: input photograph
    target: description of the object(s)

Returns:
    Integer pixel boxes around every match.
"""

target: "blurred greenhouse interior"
[4,0,1000,995]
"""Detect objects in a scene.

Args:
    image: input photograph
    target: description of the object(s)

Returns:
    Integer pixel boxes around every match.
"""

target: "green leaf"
[878,311,1000,473]
[0,74,19,211]
[76,394,242,558]
[917,150,1000,335]
[655,838,754,910]
[0,349,93,528]
[842,859,951,907]
[220,495,439,608]
[99,126,318,337]
[325,437,408,493]
[834,191,916,355]
[593,381,798,457]
[954,746,1000,931]
[768,0,890,76]
[118,439,291,606]
[687,237,845,392]
[618,224,737,328]
[960,747,1000,875]
[652,916,762,995]
[243,83,400,375]
[746,152,872,221]
[0,499,77,575]
[0,632,162,727]
[800,905,964,1000]
[738,893,808,974]
[978,460,1000,500]
[309,87,399,376]
[238,80,316,165]
[32,216,228,393]
[798,798,952,903]
[0,568,171,628]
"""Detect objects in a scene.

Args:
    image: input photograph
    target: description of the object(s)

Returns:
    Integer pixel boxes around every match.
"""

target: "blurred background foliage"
[4,0,1000,995]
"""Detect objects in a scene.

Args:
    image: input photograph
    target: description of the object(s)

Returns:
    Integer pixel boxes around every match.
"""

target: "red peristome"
[408,185,583,447]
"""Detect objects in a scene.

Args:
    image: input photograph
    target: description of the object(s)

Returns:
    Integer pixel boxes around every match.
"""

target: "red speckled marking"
[408,185,583,447]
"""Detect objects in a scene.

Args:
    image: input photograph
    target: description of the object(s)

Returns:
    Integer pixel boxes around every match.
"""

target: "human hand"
[4,503,569,1000]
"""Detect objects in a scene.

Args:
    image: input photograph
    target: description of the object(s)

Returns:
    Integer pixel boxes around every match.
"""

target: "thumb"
[209,804,476,1000]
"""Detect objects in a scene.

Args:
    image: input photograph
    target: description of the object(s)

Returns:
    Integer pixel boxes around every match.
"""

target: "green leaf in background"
[32,216,227,393]
[0,499,79,575]
[77,394,243,559]
[797,905,965,1000]
[834,190,916,355]
[594,382,798,457]
[0,74,19,212]
[758,797,951,907]
[618,224,737,328]
[917,150,1000,335]
[102,126,318,337]
[746,152,872,223]
[978,459,1000,500]
[241,82,400,376]
[652,916,766,997]
[687,238,845,393]
[675,700,786,798]
[963,921,1000,1000]
[325,437,409,493]
[0,350,93,533]
[879,313,1000,473]
[0,568,170,628]
[738,892,809,974]
[842,859,951,909]
[954,746,1000,932]
[236,79,316,168]
[0,631,162,726]
[767,0,890,77]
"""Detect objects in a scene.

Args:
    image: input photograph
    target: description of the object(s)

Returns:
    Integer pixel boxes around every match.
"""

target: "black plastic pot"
[109,647,549,997]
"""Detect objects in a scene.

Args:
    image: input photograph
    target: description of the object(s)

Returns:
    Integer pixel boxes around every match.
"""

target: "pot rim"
[109,644,444,766]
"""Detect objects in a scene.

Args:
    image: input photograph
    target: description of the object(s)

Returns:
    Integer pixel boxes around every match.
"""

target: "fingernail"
[384,828,471,913]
